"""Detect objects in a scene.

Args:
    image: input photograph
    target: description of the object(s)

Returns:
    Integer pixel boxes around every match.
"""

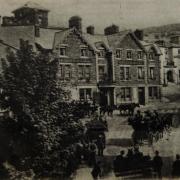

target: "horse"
[119,103,140,115]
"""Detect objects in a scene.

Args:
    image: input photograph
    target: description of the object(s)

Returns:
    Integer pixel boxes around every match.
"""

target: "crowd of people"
[128,110,173,145]
[114,147,180,179]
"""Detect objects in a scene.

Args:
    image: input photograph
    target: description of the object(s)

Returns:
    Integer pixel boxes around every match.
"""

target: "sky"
[0,0,180,33]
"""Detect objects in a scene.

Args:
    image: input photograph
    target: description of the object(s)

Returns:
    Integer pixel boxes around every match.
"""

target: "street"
[74,111,180,179]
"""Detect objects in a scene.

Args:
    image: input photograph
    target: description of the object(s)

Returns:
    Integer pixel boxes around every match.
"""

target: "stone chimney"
[69,16,82,32]
[134,29,144,41]
[104,24,119,35]
[87,26,95,35]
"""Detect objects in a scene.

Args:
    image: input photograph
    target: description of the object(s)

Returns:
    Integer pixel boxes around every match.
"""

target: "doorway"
[138,87,145,105]
[167,70,174,82]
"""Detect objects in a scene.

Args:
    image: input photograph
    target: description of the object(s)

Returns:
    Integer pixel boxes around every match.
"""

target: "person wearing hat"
[172,154,180,178]
[153,150,163,178]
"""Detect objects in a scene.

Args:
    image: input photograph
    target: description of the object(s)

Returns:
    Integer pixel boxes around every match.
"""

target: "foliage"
[0,40,84,176]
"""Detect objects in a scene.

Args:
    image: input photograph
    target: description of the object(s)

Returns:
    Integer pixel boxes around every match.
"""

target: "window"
[120,87,131,101]
[64,65,71,78]
[78,65,91,80]
[137,51,143,60]
[60,47,67,56]
[178,49,180,55]
[79,88,92,100]
[80,48,88,57]
[58,64,71,80]
[98,65,105,81]
[116,49,122,59]
[149,52,154,60]
[120,67,130,80]
[138,67,145,79]
[149,67,155,80]
[98,49,105,58]
[149,87,158,99]
[127,50,132,59]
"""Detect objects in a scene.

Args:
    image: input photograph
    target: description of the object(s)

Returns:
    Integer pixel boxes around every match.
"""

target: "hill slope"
[143,23,180,34]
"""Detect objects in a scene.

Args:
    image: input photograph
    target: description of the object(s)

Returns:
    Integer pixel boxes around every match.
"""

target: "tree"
[0,40,84,176]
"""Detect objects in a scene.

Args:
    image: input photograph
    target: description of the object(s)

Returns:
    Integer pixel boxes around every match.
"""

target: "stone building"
[53,19,162,105]
[0,2,162,106]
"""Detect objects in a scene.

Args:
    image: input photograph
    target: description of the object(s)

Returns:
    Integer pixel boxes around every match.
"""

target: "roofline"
[12,6,49,13]
[0,39,18,50]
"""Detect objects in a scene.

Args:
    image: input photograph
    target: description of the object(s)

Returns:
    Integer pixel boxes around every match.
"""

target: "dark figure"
[172,154,180,178]
[91,161,101,179]
[153,151,163,178]
[88,141,97,166]
[114,150,125,172]
[97,135,105,156]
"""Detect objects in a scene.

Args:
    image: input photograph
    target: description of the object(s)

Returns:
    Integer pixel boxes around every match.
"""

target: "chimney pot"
[87,26,94,35]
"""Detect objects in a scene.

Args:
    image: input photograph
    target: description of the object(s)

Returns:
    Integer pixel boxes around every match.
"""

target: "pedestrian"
[153,150,163,178]
[97,135,105,156]
[172,154,180,178]
[91,161,102,179]
[114,150,125,172]
[88,141,97,166]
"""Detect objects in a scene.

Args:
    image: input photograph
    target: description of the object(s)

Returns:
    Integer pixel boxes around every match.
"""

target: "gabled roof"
[82,33,111,52]
[107,30,146,52]
[54,28,106,52]
[12,2,49,13]
[140,41,162,55]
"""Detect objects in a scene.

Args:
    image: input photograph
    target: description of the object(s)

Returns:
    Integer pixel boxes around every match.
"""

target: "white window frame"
[58,63,72,80]
[59,44,68,57]
[137,50,143,60]
[126,49,133,60]
[115,48,123,59]
[149,66,155,80]
[120,66,131,81]
[137,66,145,80]
[98,47,105,59]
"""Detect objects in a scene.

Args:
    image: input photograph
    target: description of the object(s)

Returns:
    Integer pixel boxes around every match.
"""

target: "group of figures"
[70,100,140,118]
[114,147,180,179]
[128,110,173,145]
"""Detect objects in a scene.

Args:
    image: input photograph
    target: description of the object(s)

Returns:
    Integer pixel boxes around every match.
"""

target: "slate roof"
[35,28,63,49]
[82,33,110,51]
[0,25,63,50]
[0,26,35,49]
[12,2,49,13]
[54,29,144,53]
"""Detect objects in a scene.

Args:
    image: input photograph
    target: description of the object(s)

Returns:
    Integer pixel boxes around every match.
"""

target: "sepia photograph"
[0,0,180,179]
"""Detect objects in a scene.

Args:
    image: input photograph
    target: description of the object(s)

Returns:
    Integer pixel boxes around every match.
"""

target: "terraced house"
[0,2,162,106]
[53,18,162,106]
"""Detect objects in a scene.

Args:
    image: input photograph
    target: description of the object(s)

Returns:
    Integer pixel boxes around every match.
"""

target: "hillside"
[143,23,180,34]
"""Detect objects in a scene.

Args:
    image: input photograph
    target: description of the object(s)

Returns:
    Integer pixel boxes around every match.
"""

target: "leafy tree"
[0,40,84,176]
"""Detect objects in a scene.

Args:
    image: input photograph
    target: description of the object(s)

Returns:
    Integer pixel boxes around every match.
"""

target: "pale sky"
[0,0,180,33]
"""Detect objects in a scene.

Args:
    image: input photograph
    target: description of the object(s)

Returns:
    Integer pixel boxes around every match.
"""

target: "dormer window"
[116,49,122,59]
[98,48,105,58]
[137,50,143,60]
[149,52,154,60]
[60,45,67,57]
[127,50,132,60]
[80,48,88,57]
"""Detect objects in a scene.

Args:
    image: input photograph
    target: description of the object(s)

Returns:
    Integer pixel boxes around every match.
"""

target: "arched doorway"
[167,70,174,82]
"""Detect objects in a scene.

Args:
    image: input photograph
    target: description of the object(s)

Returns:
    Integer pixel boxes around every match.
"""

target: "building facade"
[0,2,162,106]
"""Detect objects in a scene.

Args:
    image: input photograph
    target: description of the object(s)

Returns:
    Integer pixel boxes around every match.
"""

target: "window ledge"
[59,55,69,58]
[80,56,89,59]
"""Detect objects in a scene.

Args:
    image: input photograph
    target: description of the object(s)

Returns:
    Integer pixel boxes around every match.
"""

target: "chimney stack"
[87,26,94,35]
[134,29,144,41]
[69,16,82,32]
[104,24,119,35]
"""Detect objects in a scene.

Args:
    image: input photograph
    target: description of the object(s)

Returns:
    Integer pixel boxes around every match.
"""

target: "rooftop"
[12,1,49,13]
